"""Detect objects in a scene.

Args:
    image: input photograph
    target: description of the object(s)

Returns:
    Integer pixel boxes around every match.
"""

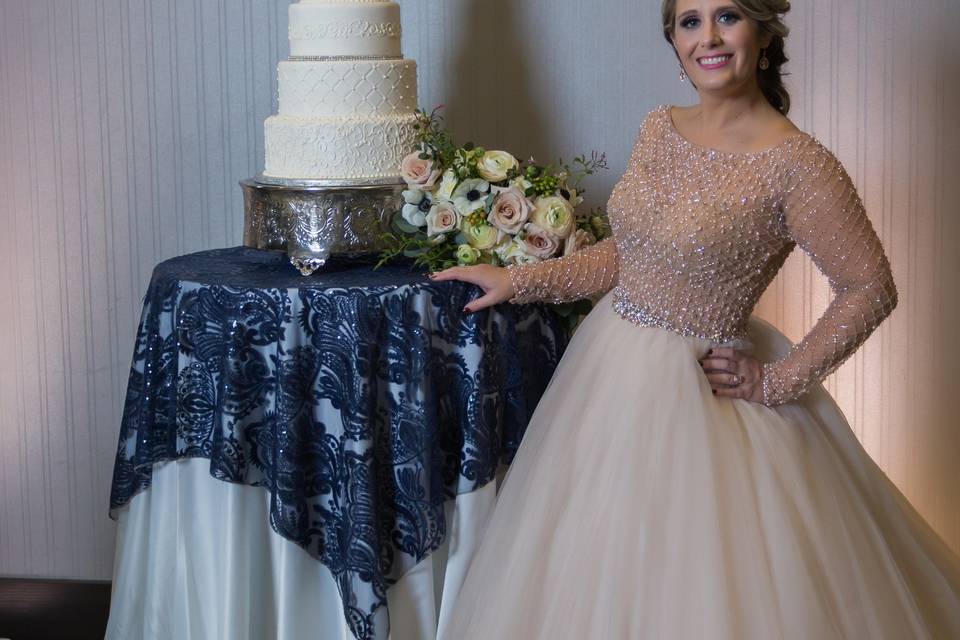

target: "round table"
[105,247,570,640]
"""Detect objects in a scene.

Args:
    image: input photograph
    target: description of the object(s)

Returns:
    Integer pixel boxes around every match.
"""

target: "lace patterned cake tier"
[277,59,417,118]
[263,113,418,180]
[289,2,401,58]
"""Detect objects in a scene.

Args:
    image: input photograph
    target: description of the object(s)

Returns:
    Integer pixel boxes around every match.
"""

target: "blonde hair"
[661,0,792,114]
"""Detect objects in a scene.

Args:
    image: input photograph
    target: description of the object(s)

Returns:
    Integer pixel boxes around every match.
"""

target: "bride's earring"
[758,49,770,70]
[679,62,687,82]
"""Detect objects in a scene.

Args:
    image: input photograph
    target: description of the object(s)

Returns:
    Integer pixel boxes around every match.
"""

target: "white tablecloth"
[105,458,499,640]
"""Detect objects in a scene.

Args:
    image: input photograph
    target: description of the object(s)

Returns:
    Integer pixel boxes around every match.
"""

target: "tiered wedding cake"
[263,0,419,182]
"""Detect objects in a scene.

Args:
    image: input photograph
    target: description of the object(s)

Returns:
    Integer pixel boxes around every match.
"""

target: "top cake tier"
[289,1,402,59]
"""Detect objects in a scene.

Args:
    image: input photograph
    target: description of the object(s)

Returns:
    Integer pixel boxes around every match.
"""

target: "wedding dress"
[442,106,960,639]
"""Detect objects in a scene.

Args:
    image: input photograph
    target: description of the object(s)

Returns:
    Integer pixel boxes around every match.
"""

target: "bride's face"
[671,0,770,96]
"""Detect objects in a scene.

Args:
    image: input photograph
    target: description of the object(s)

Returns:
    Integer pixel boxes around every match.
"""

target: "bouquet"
[377,107,611,274]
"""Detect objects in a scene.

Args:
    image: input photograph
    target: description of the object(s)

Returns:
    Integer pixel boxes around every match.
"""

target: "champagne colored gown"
[442,106,960,639]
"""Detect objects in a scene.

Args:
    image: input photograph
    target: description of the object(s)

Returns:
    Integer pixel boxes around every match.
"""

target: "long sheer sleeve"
[507,237,619,304]
[761,142,898,406]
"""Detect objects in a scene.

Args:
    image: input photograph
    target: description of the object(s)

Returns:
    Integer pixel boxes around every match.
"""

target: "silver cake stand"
[240,176,405,276]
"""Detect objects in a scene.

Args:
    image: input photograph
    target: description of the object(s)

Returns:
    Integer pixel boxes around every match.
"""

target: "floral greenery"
[376,106,611,274]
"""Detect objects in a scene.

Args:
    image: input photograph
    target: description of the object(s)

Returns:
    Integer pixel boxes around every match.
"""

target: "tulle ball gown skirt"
[443,292,960,640]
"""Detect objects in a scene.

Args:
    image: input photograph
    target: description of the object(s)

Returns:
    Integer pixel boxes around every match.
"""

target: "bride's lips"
[697,54,733,70]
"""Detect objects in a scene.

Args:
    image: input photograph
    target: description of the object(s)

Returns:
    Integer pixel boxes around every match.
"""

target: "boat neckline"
[664,105,808,157]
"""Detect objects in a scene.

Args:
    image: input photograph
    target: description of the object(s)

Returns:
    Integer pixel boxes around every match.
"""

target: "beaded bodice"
[508,105,898,406]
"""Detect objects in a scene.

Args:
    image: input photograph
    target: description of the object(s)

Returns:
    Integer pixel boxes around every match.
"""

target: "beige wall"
[755,0,960,552]
[0,0,957,580]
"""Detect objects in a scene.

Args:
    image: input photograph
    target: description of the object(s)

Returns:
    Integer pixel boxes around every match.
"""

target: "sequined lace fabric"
[507,105,898,406]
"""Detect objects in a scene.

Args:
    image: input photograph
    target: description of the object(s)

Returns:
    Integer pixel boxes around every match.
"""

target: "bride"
[430,0,960,637]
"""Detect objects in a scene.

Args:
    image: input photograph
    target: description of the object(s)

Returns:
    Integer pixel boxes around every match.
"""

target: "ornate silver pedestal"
[241,176,404,275]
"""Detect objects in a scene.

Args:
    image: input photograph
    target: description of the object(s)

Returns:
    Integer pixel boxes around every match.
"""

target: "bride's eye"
[717,11,741,25]
[680,16,701,29]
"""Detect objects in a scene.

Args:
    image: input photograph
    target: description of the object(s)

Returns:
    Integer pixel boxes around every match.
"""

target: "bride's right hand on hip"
[429,264,516,313]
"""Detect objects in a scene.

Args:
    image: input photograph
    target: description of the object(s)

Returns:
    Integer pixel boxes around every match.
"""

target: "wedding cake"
[263,0,419,182]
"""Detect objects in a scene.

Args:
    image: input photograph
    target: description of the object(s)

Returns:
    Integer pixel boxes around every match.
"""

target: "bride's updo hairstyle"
[661,0,792,115]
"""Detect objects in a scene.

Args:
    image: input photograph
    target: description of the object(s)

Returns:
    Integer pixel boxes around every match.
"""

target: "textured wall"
[754,0,960,552]
[0,0,957,580]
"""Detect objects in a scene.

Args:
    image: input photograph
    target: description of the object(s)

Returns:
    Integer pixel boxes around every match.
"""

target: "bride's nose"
[700,23,722,47]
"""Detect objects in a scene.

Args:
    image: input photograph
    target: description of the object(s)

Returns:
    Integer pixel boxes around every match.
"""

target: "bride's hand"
[698,347,764,403]
[429,264,516,313]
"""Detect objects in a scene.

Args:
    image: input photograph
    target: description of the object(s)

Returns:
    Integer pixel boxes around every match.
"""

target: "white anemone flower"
[401,189,432,227]
[452,178,490,215]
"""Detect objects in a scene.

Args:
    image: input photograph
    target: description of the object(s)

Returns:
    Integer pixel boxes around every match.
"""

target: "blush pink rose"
[425,202,460,238]
[520,223,561,259]
[401,152,442,190]
[487,185,535,234]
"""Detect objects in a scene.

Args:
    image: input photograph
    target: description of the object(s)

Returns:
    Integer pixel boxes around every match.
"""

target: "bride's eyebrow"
[678,5,742,20]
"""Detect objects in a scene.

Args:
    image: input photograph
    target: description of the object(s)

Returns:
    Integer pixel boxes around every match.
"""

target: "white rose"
[401,152,442,190]
[563,228,596,256]
[514,251,542,265]
[477,150,519,183]
[435,169,459,202]
[495,237,541,266]
[511,176,534,194]
[519,222,561,259]
[487,186,535,235]
[425,201,461,238]
[462,218,502,251]
[531,196,575,240]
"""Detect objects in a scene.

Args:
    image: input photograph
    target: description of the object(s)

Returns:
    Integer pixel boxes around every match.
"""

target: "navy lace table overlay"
[108,246,569,640]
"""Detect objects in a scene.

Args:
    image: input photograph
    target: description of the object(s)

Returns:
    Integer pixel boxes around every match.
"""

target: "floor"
[0,578,110,640]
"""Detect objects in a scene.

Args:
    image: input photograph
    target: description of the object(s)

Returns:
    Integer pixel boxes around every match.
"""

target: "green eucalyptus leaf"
[394,217,423,234]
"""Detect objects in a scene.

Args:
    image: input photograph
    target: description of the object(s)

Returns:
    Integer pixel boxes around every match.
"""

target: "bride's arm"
[761,142,898,406]
[507,111,662,306]
[429,239,618,312]
[506,237,620,304]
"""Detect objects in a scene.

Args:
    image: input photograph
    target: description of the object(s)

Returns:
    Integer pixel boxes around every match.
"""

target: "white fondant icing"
[262,1,418,183]
[263,114,419,180]
[289,3,401,58]
[277,59,417,118]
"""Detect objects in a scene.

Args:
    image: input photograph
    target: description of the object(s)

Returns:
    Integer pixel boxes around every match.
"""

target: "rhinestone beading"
[612,288,747,344]
[508,105,897,406]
